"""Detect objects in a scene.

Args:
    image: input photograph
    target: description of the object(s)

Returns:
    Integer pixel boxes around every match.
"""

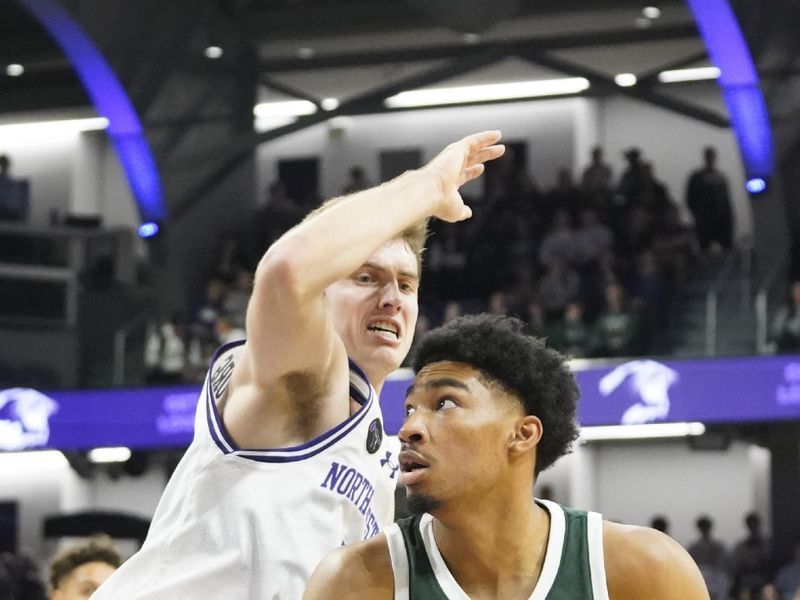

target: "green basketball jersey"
[385,499,609,599]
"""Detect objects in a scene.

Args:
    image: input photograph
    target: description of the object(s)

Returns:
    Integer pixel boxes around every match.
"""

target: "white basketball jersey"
[92,341,401,600]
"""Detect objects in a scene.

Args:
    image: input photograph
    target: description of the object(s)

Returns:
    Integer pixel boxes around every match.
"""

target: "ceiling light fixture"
[642,6,662,19]
[204,46,223,59]
[614,73,638,87]
[87,447,132,463]
[320,97,340,111]
[253,100,318,118]
[658,66,721,83]
[0,117,109,140]
[580,421,706,442]
[384,78,591,109]
[6,63,24,76]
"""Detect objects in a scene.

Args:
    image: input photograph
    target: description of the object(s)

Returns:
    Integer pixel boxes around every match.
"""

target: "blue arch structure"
[19,0,167,225]
[686,0,774,190]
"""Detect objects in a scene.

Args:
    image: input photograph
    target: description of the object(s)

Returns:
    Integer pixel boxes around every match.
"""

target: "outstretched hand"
[422,130,505,223]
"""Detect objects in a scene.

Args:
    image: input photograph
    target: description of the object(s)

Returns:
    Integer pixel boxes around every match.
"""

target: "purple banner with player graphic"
[2,355,800,452]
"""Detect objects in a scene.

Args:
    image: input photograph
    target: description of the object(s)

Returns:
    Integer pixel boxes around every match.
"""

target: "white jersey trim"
[416,502,566,600]
[588,511,610,600]
[530,499,566,600]
[385,524,410,600]
[204,341,376,463]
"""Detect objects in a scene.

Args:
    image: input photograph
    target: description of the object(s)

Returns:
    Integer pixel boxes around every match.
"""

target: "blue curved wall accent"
[686,0,774,182]
[19,0,167,222]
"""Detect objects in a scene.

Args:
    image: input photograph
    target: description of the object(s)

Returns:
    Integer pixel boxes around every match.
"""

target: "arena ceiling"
[0,0,796,138]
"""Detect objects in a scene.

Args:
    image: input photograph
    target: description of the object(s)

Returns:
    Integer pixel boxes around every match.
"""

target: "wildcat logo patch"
[365,418,382,454]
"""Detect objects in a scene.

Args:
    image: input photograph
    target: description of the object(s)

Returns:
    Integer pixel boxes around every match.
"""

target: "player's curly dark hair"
[412,314,580,474]
[48,533,121,591]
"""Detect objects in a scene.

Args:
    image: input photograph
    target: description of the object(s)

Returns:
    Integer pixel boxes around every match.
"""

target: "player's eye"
[437,397,457,410]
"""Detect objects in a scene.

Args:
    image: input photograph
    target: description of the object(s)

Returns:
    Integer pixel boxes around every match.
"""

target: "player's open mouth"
[398,450,429,485]
[367,320,400,339]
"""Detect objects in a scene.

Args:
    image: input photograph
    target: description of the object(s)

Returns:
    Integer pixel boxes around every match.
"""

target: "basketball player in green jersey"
[304,314,710,600]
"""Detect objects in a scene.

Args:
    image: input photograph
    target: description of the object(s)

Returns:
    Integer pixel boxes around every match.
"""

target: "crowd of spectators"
[159,143,719,381]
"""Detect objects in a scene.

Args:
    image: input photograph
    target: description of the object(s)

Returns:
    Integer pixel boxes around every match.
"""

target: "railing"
[704,249,742,356]
[112,310,153,386]
[755,249,789,355]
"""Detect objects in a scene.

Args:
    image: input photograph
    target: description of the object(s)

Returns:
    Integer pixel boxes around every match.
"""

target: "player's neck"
[431,491,548,596]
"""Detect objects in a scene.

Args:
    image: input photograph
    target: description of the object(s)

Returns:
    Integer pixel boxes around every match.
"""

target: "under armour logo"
[380,451,399,479]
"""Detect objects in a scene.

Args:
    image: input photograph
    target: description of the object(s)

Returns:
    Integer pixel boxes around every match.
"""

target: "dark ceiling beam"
[168,48,506,208]
[259,23,699,72]
[259,74,325,107]
[240,0,686,41]
[517,49,730,128]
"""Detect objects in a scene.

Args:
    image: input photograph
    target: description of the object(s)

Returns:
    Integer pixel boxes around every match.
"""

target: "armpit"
[283,370,326,437]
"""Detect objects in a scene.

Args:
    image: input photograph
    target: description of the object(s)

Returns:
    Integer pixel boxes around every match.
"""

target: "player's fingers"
[462,163,485,183]
[467,144,506,167]
[463,130,503,150]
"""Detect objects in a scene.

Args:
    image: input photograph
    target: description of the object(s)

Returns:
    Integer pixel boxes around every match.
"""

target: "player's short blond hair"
[303,195,429,272]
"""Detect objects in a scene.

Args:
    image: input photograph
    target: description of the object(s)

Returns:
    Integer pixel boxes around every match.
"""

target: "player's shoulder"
[602,520,709,600]
[304,533,394,600]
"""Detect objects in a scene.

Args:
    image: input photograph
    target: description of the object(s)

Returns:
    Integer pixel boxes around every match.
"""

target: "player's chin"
[405,492,441,516]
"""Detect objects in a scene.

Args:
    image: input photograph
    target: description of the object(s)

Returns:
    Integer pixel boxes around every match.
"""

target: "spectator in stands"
[144,315,187,384]
[650,202,698,285]
[770,280,800,353]
[441,300,463,325]
[0,551,47,600]
[650,514,670,535]
[214,312,246,345]
[774,540,800,600]
[221,268,252,329]
[253,180,303,257]
[581,145,613,205]
[548,301,591,358]
[640,162,674,225]
[487,290,510,317]
[686,146,734,253]
[573,206,614,316]
[616,147,647,209]
[581,146,611,197]
[731,512,772,599]
[522,299,547,338]
[544,167,588,222]
[0,154,29,222]
[48,534,121,600]
[538,209,576,270]
[537,260,581,321]
[628,249,668,352]
[342,165,370,194]
[573,207,613,268]
[689,515,730,600]
[591,282,640,357]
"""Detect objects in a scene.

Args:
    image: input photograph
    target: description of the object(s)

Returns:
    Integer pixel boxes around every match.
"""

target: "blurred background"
[1,1,799,598]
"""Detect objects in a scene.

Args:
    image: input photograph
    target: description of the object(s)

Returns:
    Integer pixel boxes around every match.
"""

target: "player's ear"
[508,415,542,457]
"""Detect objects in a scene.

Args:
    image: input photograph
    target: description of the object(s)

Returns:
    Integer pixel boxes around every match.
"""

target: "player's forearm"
[256,168,439,300]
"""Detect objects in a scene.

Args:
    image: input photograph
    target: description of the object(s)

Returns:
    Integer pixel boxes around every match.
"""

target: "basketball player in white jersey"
[304,314,710,600]
[91,131,505,600]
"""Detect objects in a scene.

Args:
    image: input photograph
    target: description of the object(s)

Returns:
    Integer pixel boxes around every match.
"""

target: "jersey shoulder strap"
[540,499,609,600]
[388,515,450,600]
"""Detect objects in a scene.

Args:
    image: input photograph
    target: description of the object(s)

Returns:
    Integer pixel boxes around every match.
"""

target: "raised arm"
[223,131,505,448]
[604,521,710,600]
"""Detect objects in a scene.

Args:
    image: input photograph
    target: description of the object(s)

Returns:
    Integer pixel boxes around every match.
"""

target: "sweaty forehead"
[364,239,418,277]
[406,361,484,396]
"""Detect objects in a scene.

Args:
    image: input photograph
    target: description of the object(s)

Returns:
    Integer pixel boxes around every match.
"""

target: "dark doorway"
[0,501,18,553]
[380,149,422,181]
[277,157,319,209]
